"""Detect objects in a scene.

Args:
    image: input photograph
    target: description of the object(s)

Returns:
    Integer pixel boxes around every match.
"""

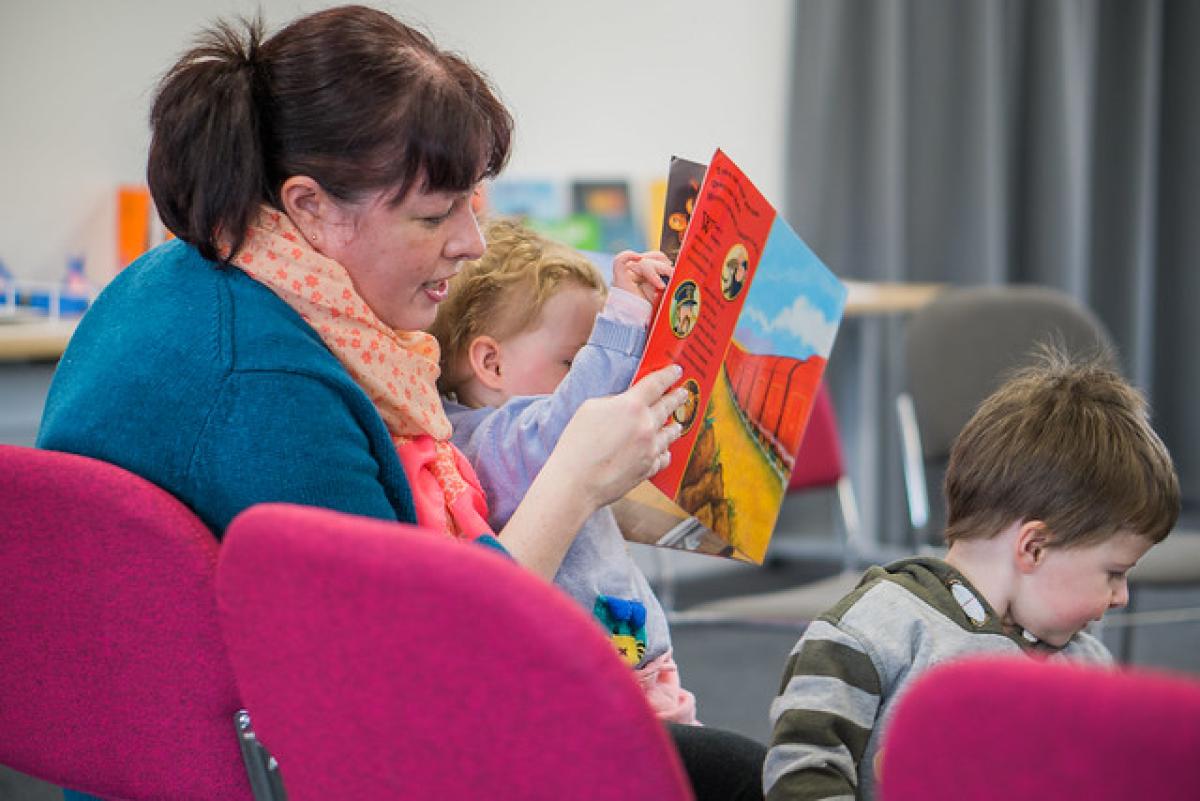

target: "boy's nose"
[1109,580,1130,609]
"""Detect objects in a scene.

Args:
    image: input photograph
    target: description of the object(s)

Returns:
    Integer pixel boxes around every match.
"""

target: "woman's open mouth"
[422,278,450,303]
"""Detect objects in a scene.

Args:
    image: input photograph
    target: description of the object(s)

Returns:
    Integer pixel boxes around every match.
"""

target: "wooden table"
[0,318,79,362]
[844,280,943,316]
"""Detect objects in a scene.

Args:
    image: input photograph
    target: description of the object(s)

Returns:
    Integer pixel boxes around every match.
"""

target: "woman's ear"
[1015,520,1052,573]
[279,176,339,249]
[467,335,504,391]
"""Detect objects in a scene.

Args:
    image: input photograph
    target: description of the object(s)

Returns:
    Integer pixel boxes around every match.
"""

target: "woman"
[38,7,765,800]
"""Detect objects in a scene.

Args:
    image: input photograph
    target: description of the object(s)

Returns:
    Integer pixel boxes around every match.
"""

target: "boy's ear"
[1015,520,1052,573]
[467,335,504,390]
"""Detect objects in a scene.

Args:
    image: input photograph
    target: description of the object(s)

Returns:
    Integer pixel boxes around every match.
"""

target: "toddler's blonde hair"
[430,217,607,396]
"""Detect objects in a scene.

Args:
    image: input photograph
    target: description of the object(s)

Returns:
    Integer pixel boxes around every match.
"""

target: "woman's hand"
[553,363,687,508]
[498,364,687,579]
[612,250,674,307]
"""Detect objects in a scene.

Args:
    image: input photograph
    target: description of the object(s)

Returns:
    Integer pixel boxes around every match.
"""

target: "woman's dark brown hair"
[147,5,513,263]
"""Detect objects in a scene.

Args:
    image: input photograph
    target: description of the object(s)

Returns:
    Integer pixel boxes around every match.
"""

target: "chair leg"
[236,709,287,801]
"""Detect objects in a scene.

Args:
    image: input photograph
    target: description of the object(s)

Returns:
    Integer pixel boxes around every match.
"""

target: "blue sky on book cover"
[734,217,846,360]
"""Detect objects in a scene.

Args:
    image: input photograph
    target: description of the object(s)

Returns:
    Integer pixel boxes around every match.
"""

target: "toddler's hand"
[612,250,673,307]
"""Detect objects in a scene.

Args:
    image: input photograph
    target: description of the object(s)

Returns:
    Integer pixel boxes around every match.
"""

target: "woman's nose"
[446,202,485,261]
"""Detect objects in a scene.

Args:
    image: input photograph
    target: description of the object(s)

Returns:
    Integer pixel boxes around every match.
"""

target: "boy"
[429,218,699,721]
[764,348,1180,801]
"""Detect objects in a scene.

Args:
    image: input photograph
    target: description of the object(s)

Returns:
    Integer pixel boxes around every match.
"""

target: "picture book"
[657,156,707,263]
[615,149,847,563]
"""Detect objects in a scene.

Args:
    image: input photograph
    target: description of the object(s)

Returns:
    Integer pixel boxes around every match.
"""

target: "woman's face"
[321,183,485,331]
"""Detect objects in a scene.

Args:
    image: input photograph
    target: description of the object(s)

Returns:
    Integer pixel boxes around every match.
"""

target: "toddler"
[430,218,699,722]
[764,347,1180,800]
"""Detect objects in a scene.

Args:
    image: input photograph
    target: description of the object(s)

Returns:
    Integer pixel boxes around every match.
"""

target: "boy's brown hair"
[944,345,1179,548]
[430,217,607,397]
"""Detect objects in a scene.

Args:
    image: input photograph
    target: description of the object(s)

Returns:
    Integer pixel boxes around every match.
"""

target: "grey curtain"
[786,0,1199,544]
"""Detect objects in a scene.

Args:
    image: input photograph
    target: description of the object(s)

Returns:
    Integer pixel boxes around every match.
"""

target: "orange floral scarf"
[233,207,492,539]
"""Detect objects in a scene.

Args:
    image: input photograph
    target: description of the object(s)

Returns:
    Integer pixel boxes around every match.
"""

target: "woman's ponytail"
[148,16,268,263]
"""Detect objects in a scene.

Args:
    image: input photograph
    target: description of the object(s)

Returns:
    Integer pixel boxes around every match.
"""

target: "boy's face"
[494,284,604,400]
[1011,530,1152,647]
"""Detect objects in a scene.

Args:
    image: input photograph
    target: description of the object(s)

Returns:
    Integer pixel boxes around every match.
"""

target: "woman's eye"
[421,199,460,226]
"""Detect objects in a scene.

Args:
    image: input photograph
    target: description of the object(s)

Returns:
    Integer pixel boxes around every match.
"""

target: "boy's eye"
[1108,570,1127,580]
[561,359,573,368]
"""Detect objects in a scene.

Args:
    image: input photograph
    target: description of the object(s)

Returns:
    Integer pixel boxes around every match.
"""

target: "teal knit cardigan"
[39,239,417,536]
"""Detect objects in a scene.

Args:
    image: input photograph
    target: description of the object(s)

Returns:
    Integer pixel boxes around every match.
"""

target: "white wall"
[0,0,793,283]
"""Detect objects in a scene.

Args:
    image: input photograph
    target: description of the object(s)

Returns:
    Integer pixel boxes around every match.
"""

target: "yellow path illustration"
[707,368,785,562]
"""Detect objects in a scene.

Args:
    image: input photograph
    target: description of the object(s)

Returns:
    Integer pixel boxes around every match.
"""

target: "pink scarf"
[233,207,492,539]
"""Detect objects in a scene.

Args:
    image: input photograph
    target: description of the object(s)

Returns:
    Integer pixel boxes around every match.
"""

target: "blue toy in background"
[60,256,91,314]
[0,260,12,308]
[14,256,91,317]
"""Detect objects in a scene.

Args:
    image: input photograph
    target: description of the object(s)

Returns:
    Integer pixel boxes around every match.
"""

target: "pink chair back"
[787,383,844,492]
[0,445,254,801]
[880,656,1200,800]
[217,503,694,801]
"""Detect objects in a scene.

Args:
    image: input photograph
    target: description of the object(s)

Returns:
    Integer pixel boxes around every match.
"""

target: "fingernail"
[671,364,683,378]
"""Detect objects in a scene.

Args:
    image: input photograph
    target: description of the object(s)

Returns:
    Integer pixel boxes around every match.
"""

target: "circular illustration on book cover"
[672,378,702,433]
[721,243,750,301]
[669,280,700,338]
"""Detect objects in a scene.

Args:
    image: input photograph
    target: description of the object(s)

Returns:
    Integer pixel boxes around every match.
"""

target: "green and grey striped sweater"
[764,557,1112,801]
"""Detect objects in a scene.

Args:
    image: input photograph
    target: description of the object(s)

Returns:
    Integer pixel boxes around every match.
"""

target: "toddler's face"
[494,285,604,400]
[1010,530,1151,646]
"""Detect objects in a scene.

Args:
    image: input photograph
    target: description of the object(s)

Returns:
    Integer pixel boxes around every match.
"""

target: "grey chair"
[895,284,1200,661]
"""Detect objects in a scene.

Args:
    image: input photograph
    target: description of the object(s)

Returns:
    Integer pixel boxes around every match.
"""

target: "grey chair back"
[900,284,1116,542]
[906,284,1115,463]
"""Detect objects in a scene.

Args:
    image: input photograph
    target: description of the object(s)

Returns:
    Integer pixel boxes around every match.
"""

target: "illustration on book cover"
[616,149,847,564]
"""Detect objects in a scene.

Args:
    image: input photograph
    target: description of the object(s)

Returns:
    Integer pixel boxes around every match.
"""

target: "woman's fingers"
[628,363,684,408]
[647,420,683,478]
[548,365,690,508]
[654,387,690,428]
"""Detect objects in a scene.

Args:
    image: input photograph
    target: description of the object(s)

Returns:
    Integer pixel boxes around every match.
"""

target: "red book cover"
[616,149,847,563]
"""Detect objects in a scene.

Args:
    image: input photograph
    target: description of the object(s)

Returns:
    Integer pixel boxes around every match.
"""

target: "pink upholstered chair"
[780,382,863,566]
[879,656,1200,800]
[0,444,269,801]
[217,503,695,801]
